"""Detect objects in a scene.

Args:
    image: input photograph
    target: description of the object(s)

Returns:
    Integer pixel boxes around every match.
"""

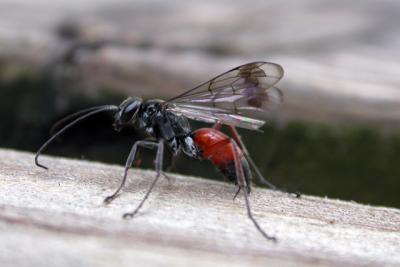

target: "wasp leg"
[212,122,277,189]
[166,153,177,172]
[103,140,158,205]
[133,147,143,168]
[233,187,241,200]
[161,153,176,183]
[123,140,164,219]
[224,124,301,198]
[224,124,277,189]
[137,142,171,182]
[212,123,222,130]
[231,139,277,242]
[162,172,173,183]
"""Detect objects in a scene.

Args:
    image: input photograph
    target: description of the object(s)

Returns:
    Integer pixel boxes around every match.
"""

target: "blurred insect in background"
[35,62,285,241]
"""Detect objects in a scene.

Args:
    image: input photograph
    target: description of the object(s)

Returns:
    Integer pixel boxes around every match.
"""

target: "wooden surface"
[2,1,400,127]
[0,148,399,267]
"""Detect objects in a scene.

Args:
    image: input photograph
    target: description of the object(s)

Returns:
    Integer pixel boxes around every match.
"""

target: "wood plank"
[0,148,399,266]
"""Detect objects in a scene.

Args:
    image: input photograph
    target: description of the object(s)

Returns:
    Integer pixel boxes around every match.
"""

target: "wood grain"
[0,148,399,267]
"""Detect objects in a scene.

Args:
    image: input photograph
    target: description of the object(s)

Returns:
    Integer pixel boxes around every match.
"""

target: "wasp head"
[113,97,143,131]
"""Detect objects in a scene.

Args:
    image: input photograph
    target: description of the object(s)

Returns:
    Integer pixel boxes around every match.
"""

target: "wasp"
[36,62,285,241]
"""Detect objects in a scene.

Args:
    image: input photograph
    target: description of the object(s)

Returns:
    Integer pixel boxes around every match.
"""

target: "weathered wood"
[0,148,399,267]
[2,1,400,127]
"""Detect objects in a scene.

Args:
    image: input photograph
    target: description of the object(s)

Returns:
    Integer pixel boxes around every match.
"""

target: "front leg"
[104,140,159,204]
[123,140,164,219]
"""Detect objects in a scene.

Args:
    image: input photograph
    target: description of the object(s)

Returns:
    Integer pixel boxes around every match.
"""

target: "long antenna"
[50,105,115,135]
[35,105,119,169]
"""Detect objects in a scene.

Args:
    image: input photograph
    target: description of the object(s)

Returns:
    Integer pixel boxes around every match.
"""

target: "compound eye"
[120,101,140,123]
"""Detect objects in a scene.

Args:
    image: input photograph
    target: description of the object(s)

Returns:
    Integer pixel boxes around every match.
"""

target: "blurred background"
[1,0,400,208]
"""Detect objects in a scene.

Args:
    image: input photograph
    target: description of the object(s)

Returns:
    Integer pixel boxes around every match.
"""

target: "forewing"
[167,104,266,130]
[165,62,284,130]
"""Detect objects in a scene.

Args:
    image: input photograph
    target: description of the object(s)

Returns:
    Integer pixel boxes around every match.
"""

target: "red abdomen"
[193,128,240,167]
[192,127,251,187]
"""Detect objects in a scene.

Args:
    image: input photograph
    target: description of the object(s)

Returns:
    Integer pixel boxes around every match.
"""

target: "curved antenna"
[50,105,115,135]
[35,105,119,169]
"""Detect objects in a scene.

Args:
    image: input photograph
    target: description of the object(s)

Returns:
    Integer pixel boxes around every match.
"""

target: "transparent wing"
[165,61,284,130]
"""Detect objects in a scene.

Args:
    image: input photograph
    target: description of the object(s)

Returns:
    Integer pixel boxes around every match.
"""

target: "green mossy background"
[1,71,399,208]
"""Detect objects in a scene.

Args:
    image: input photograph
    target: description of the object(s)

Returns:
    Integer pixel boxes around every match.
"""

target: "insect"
[35,61,285,241]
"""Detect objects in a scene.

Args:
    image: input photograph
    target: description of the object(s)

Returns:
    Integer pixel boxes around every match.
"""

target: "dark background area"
[1,72,399,208]
[1,0,400,209]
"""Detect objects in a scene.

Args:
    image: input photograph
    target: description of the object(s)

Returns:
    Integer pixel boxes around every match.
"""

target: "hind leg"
[212,123,277,190]
[215,123,300,197]
[230,139,277,242]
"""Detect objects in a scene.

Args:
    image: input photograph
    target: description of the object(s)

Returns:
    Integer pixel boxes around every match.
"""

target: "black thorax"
[137,100,198,158]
